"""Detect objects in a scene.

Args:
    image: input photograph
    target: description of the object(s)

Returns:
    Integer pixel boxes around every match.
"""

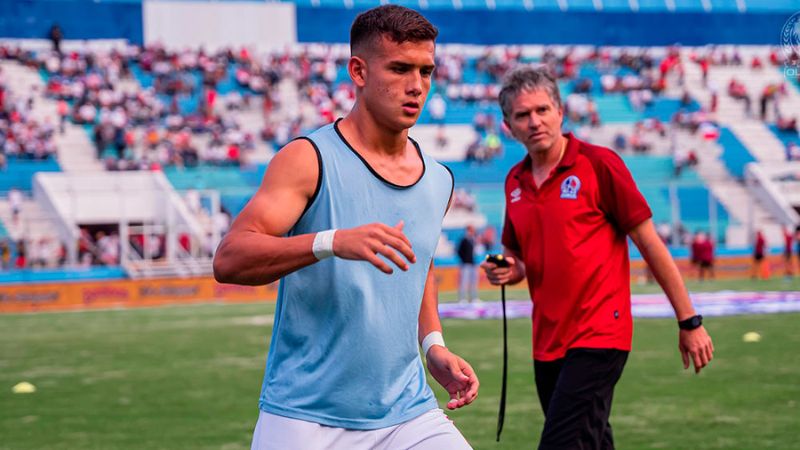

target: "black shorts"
[754,253,764,262]
[699,260,713,268]
[534,348,629,450]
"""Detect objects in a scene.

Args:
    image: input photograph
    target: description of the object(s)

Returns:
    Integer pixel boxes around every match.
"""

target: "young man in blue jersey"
[213,5,478,449]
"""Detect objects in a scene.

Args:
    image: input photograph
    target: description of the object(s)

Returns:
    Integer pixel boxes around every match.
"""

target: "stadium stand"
[1,0,799,280]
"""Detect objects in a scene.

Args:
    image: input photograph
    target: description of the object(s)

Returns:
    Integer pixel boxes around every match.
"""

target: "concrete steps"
[0,198,60,242]
[679,52,791,245]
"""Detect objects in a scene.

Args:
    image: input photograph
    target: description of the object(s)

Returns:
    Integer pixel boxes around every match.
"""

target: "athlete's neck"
[529,134,567,171]
[340,106,409,157]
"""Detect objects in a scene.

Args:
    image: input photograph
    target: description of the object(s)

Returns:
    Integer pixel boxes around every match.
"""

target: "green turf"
[1,302,799,449]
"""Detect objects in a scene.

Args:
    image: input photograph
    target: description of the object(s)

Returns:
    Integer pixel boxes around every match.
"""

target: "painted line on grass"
[439,291,800,320]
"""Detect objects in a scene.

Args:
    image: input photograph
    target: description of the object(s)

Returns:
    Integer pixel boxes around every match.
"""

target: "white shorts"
[250,408,473,450]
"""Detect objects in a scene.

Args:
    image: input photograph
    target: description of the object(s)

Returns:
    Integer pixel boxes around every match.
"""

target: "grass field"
[1,279,799,449]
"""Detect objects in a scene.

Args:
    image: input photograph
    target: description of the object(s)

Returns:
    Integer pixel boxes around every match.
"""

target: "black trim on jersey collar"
[333,118,426,190]
[291,136,323,222]
[442,163,455,218]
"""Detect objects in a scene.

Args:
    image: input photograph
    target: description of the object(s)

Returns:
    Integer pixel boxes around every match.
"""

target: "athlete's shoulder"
[270,137,320,171]
[258,137,322,201]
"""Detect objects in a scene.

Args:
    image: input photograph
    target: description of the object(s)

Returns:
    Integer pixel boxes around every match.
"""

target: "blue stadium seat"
[163,166,250,192]
[389,0,423,7]
[593,95,641,123]
[708,0,740,11]
[768,125,800,154]
[744,0,797,12]
[673,0,705,11]
[0,159,61,193]
[717,127,755,180]
[427,0,456,7]
[600,0,632,11]
[566,0,598,10]
[459,0,489,9]
[532,0,563,10]
[493,0,530,9]
[320,0,348,7]
[636,0,668,11]
[290,0,318,6]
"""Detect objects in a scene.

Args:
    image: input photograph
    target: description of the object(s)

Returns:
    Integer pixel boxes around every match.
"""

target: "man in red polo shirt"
[482,67,714,449]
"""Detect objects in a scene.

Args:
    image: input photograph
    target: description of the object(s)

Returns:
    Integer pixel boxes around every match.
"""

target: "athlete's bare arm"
[629,218,714,373]
[418,261,479,410]
[213,139,416,286]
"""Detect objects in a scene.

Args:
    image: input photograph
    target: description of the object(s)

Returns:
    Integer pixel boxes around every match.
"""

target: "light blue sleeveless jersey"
[258,121,454,430]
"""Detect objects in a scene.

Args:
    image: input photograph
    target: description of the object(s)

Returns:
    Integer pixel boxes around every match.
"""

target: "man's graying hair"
[498,66,562,118]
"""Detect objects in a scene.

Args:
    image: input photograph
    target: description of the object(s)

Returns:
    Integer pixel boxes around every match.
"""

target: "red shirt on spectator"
[691,236,714,264]
[785,228,793,257]
[503,133,652,361]
[755,231,766,257]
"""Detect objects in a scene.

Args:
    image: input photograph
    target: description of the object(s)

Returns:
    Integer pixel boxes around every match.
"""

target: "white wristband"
[312,229,337,260]
[421,331,446,357]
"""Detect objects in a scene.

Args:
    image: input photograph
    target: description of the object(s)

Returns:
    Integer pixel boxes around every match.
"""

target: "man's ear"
[348,56,367,88]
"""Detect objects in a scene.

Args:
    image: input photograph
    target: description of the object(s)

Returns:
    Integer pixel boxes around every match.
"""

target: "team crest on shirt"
[560,176,581,200]
[510,187,522,203]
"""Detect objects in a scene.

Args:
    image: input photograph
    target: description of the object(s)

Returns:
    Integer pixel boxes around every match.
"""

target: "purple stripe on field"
[438,291,800,320]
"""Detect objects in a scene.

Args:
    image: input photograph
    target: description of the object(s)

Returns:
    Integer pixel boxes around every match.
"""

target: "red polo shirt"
[502,133,652,361]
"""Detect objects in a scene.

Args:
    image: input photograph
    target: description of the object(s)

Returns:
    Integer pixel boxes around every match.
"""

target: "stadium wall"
[0,255,785,313]
[0,0,144,44]
[143,1,296,52]
[295,8,792,45]
[0,1,793,47]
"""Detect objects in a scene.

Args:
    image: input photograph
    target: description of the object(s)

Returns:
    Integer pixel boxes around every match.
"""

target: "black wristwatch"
[678,314,703,330]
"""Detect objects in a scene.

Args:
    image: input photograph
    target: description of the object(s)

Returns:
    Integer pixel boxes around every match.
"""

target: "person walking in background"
[690,231,715,281]
[783,225,794,278]
[0,239,11,270]
[482,66,713,450]
[457,225,479,304]
[8,188,23,225]
[752,229,767,279]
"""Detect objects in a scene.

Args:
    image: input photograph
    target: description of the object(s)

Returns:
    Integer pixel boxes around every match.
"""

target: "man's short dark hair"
[350,5,438,56]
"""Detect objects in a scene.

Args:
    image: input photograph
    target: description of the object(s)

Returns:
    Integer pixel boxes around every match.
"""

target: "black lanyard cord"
[496,284,508,442]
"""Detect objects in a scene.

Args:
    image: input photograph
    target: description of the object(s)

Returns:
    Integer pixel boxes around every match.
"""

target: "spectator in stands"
[452,188,476,212]
[690,231,714,281]
[457,225,480,305]
[796,226,800,276]
[48,24,63,55]
[751,229,767,279]
[480,225,497,254]
[785,142,800,161]
[0,239,10,270]
[428,93,446,123]
[776,116,798,134]
[783,226,794,278]
[14,240,26,269]
[8,188,22,224]
[613,132,627,152]
[727,78,751,116]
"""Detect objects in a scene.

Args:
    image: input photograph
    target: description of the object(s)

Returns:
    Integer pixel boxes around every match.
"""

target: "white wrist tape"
[312,229,337,260]
[422,331,446,357]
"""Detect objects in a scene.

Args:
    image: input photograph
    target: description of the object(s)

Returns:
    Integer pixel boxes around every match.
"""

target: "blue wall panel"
[0,0,143,44]
[296,7,791,45]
